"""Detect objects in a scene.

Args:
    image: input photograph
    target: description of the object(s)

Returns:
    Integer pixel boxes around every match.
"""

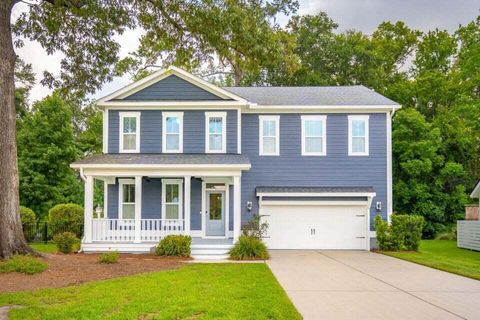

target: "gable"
[120,75,228,101]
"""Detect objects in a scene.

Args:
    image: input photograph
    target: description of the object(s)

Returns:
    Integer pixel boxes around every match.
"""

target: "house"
[71,66,401,259]
[457,183,480,251]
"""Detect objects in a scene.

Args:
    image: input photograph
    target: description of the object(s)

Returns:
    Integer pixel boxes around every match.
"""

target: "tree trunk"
[0,0,34,259]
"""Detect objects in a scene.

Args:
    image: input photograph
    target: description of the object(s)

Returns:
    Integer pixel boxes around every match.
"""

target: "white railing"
[91,219,184,242]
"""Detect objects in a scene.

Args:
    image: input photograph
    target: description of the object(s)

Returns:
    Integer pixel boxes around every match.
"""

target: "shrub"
[229,235,269,260]
[0,255,47,274]
[435,224,457,240]
[155,235,191,257]
[20,206,37,241]
[48,203,83,237]
[53,232,80,254]
[375,214,424,251]
[242,214,268,238]
[98,251,119,264]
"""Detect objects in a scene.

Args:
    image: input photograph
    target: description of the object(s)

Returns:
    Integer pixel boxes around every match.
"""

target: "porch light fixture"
[376,201,382,211]
[95,205,103,218]
[247,201,253,211]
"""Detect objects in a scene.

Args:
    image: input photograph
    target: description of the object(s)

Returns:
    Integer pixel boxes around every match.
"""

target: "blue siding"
[191,178,202,230]
[241,113,387,230]
[142,178,161,219]
[108,110,237,153]
[107,184,119,219]
[122,75,226,101]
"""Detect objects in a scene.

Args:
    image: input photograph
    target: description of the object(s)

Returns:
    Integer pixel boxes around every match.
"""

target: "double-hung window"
[162,112,183,153]
[205,112,226,153]
[162,179,183,219]
[119,112,140,153]
[119,179,135,220]
[259,115,280,156]
[348,115,369,156]
[301,115,327,156]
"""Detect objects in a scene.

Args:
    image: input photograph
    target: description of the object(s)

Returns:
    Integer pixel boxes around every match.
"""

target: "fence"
[22,222,84,243]
[457,220,480,251]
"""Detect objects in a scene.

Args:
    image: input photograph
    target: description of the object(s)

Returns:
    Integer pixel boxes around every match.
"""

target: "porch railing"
[91,219,184,242]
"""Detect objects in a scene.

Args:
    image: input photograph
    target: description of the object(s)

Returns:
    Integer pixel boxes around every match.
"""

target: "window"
[205,112,226,153]
[348,115,369,156]
[119,179,135,220]
[119,112,140,153]
[162,112,183,153]
[259,115,280,156]
[301,115,326,156]
[162,179,183,219]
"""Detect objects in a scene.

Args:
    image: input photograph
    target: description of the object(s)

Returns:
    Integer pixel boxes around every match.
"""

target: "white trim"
[260,201,369,206]
[103,182,108,218]
[71,163,251,170]
[102,109,108,153]
[225,183,230,236]
[134,176,142,243]
[201,180,206,237]
[118,179,136,220]
[96,66,247,106]
[259,115,280,156]
[470,181,480,198]
[205,112,227,153]
[386,111,393,223]
[184,176,191,235]
[301,115,327,156]
[119,112,141,153]
[237,109,241,154]
[233,176,241,241]
[205,190,227,238]
[256,191,376,198]
[348,115,369,156]
[161,179,184,220]
[84,175,94,243]
[249,104,401,110]
[162,112,184,153]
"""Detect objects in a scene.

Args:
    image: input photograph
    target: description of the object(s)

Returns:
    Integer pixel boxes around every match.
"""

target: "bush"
[0,255,47,275]
[229,235,269,260]
[20,206,37,241]
[53,232,80,254]
[48,203,83,237]
[375,214,424,251]
[435,224,457,240]
[155,235,191,257]
[98,251,119,264]
[242,214,268,238]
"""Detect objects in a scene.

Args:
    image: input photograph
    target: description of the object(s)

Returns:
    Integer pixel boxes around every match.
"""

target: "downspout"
[79,167,86,182]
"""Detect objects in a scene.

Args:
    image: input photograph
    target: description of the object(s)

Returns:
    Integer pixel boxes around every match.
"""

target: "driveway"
[267,250,480,320]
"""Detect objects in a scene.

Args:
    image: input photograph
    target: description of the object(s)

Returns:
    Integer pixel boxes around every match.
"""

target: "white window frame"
[118,178,136,220]
[205,112,227,153]
[161,179,184,220]
[301,115,327,156]
[348,115,369,156]
[162,112,184,153]
[259,115,280,156]
[119,112,140,153]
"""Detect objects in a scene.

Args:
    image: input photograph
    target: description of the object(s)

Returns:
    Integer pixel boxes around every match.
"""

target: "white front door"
[206,191,225,236]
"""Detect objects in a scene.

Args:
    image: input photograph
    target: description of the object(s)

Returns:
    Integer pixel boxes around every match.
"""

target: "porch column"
[184,176,191,235]
[233,175,241,241]
[84,175,94,243]
[134,176,142,243]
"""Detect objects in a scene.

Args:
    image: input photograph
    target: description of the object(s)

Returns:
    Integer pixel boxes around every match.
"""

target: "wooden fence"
[457,220,480,251]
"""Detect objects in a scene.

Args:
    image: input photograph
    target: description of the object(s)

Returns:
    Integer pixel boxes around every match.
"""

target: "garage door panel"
[261,205,367,250]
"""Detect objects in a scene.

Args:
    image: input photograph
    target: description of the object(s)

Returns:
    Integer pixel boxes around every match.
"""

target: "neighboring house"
[457,183,480,251]
[71,66,401,259]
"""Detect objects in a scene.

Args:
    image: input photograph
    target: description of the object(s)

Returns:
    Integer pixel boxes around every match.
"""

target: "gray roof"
[223,85,398,106]
[256,186,375,193]
[72,153,250,166]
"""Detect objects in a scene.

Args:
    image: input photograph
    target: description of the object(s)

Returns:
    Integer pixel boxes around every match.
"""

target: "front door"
[206,191,225,236]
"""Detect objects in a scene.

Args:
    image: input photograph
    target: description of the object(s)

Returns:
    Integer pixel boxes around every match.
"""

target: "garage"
[256,186,376,250]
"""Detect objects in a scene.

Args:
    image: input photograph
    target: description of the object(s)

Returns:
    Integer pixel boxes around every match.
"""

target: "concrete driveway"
[267,250,480,320]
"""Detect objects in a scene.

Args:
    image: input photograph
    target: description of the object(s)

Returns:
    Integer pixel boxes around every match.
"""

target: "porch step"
[191,245,233,260]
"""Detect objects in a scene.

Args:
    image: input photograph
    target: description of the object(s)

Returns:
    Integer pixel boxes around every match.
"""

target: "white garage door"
[261,204,368,250]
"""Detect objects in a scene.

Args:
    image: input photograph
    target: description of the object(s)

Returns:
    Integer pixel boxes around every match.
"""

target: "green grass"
[0,255,47,275]
[29,243,57,254]
[0,263,301,320]
[382,240,480,280]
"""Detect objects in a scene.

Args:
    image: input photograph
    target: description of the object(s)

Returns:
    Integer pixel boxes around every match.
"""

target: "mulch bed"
[0,253,186,293]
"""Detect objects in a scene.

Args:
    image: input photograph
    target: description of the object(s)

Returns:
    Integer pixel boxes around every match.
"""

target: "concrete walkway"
[267,250,480,320]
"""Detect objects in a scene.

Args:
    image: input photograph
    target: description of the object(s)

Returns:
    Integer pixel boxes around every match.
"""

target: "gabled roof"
[223,86,398,106]
[470,180,480,198]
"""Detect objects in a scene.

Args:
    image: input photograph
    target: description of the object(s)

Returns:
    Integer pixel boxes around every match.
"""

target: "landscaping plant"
[48,203,84,237]
[156,235,191,257]
[242,214,269,238]
[20,206,37,242]
[0,255,47,274]
[53,231,80,254]
[229,235,269,260]
[375,214,424,251]
[98,251,119,264]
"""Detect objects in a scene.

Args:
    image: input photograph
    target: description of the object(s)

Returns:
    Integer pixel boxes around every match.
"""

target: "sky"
[12,0,480,103]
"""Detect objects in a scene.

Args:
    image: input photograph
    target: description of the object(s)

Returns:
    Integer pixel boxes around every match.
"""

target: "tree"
[17,94,79,219]
[1,0,299,258]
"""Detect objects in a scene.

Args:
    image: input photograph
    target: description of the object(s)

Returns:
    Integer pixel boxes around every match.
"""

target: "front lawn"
[0,263,301,320]
[29,243,57,254]
[382,240,480,280]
